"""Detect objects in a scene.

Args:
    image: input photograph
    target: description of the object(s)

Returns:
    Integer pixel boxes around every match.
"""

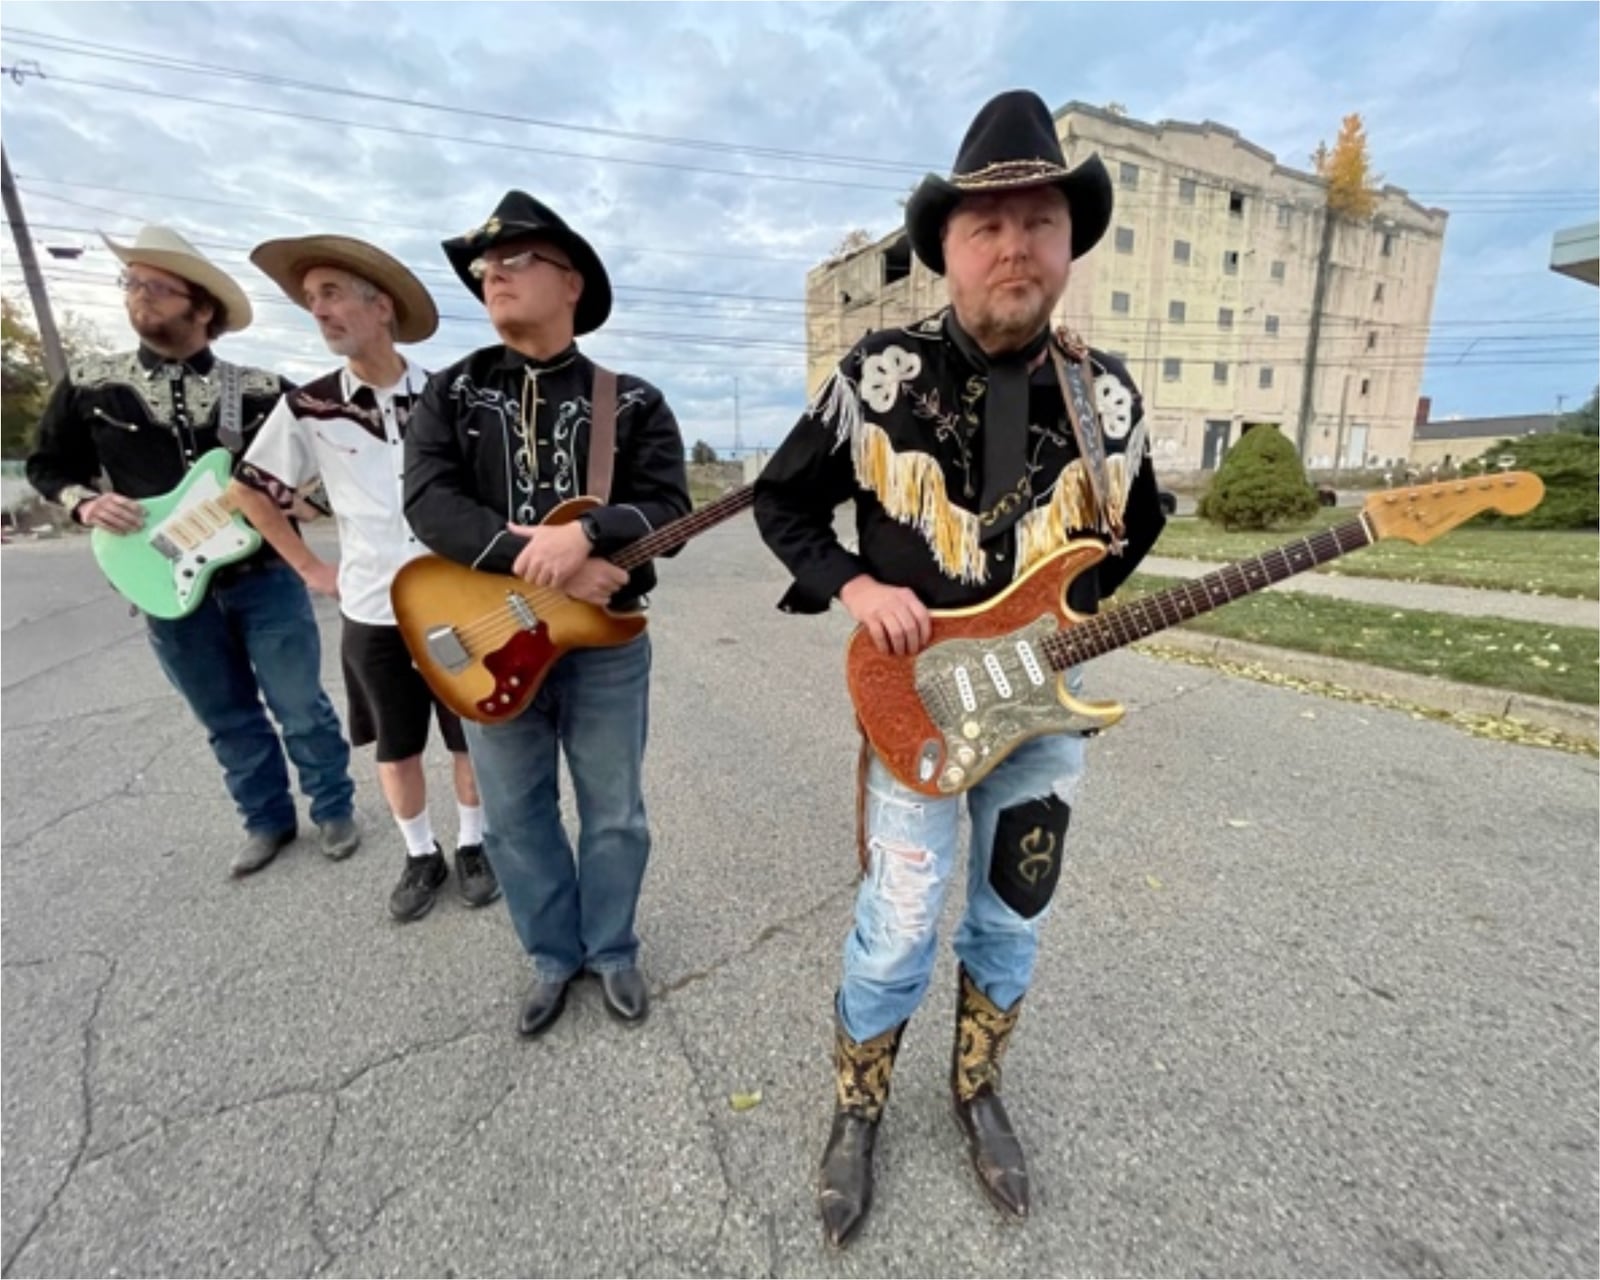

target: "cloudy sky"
[2,1,1596,453]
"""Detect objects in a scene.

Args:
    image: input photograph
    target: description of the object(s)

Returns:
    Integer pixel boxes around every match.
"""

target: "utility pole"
[1,144,67,384]
[1332,373,1351,482]
[1297,205,1337,459]
[1555,392,1567,427]
[733,377,742,457]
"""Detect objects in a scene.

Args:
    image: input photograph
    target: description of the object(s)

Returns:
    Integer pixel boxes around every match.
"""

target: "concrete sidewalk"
[1139,555,1597,630]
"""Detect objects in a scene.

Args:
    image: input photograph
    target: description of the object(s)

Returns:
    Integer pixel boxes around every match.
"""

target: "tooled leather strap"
[1048,338,1123,540]
[586,365,617,501]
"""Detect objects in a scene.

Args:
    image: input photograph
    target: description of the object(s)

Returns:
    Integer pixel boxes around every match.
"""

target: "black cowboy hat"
[442,190,612,335]
[904,90,1113,275]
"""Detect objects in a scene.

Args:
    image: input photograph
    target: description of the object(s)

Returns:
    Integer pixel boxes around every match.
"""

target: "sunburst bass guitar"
[393,485,754,724]
[848,473,1545,797]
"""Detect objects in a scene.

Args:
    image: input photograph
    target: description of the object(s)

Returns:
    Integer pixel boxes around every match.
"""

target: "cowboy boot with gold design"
[818,1014,905,1248]
[951,965,1029,1218]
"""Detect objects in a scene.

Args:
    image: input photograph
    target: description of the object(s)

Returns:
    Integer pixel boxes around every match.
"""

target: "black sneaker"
[456,843,501,907]
[389,846,448,922]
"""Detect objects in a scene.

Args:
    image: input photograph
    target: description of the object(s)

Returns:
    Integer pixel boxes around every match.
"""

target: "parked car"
[1158,488,1178,517]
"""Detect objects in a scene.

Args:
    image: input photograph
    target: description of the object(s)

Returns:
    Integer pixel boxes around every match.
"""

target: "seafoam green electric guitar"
[91,448,261,618]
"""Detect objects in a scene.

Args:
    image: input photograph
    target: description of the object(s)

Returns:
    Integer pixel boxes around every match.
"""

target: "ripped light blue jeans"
[838,724,1087,1044]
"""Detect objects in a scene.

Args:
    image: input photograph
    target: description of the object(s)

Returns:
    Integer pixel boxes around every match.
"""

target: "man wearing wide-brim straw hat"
[229,235,500,924]
[753,89,1168,1245]
[27,224,359,878]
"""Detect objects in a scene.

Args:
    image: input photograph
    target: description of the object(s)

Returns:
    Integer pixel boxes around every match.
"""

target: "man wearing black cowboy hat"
[404,192,690,1036]
[754,90,1167,1245]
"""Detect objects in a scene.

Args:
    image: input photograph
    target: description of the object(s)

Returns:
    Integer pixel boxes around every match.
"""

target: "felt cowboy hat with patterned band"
[101,225,254,333]
[441,190,612,335]
[904,89,1114,275]
[250,235,440,344]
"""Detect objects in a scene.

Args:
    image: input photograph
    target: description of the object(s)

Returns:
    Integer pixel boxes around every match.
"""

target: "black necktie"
[945,313,1050,543]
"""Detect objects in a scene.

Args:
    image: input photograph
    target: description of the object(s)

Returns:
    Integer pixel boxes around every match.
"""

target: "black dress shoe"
[518,978,569,1037]
[598,966,649,1023]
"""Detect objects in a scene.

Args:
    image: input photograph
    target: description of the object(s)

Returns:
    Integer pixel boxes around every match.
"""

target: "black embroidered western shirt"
[403,343,691,605]
[754,311,1166,615]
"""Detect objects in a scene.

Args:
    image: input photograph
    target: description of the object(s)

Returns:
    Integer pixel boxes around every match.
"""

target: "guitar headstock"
[1363,472,1545,545]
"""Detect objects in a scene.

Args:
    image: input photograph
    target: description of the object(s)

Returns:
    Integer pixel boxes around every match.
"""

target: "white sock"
[396,810,437,858]
[457,803,485,849]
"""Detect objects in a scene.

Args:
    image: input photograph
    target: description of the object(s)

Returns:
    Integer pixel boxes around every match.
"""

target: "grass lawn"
[1151,510,1599,600]
[1119,572,1600,706]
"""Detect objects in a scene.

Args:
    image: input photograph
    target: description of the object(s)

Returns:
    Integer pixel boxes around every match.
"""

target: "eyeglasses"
[467,248,574,281]
[119,273,193,302]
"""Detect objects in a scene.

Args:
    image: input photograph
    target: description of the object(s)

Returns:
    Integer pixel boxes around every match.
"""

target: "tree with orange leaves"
[1312,114,1382,219]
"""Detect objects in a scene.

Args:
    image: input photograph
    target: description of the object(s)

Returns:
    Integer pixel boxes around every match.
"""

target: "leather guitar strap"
[854,727,872,877]
[586,366,617,501]
[216,359,245,455]
[1048,340,1123,542]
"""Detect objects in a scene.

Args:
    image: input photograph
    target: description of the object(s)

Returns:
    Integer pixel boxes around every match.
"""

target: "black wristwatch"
[578,513,600,546]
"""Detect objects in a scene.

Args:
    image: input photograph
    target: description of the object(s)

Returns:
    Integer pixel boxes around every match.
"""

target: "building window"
[1259,366,1274,389]
[1214,362,1229,384]
[1174,239,1191,264]
[1115,226,1135,254]
[1163,358,1182,381]
[1218,307,1234,330]
[1179,177,1197,204]
[1373,282,1385,303]
[1270,259,1286,282]
[1223,250,1240,275]
[1120,161,1140,189]
[1265,315,1280,336]
[1382,231,1395,256]
[1277,204,1293,228]
[1360,378,1371,396]
[1169,300,1187,323]
[1229,190,1245,216]
[1111,290,1131,314]
[882,238,910,286]
[1366,330,1378,351]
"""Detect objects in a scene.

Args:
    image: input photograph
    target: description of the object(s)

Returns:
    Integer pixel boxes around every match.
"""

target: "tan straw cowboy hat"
[250,234,439,344]
[100,225,254,332]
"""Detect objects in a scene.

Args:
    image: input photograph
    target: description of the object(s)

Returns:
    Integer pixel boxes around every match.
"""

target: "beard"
[962,295,1054,354]
[130,304,207,350]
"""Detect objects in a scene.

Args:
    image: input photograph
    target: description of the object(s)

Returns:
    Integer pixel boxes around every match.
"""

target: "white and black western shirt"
[239,361,430,626]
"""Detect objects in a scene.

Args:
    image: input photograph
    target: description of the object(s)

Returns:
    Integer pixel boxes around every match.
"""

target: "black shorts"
[340,618,468,763]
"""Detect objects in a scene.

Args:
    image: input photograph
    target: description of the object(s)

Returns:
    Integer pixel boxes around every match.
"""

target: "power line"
[0,26,939,176]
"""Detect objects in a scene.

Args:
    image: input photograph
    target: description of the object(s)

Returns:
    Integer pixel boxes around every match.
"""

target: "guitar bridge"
[425,626,471,673]
[507,592,538,631]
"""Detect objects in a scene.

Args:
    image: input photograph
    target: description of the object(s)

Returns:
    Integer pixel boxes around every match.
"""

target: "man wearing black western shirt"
[27,225,358,879]
[404,191,690,1037]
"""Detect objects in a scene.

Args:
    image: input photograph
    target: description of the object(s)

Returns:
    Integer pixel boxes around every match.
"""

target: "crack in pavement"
[2,695,176,737]
[7,732,196,849]
[2,950,118,1279]
[658,882,857,1000]
[1,627,147,695]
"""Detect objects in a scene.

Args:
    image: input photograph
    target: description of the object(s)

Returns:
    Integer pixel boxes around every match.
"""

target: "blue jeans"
[464,634,652,984]
[839,728,1088,1044]
[145,561,354,837]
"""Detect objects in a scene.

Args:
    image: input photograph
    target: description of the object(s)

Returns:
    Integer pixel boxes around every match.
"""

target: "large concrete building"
[807,102,1449,474]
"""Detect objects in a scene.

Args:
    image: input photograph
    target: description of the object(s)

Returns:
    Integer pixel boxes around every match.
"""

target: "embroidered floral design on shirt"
[859,346,922,413]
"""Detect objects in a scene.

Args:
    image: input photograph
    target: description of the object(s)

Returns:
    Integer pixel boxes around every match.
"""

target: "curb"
[1135,630,1598,745]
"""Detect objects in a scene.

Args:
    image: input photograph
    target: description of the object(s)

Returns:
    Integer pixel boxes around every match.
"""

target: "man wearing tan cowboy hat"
[27,225,359,878]
[228,235,499,923]
[753,89,1168,1245]
[403,191,690,1036]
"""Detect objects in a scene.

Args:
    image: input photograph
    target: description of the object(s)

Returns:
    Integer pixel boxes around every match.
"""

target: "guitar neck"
[1044,516,1376,670]
[609,484,755,571]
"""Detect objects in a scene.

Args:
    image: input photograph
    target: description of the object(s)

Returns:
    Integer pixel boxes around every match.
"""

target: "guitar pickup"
[425,626,471,673]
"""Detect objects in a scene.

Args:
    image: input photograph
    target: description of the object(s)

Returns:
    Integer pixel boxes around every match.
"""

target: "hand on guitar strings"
[564,557,630,605]
[839,574,932,657]
[507,519,595,589]
[76,493,146,535]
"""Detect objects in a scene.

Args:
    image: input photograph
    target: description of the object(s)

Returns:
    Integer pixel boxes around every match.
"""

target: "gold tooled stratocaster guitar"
[849,473,1545,797]
[393,485,753,724]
